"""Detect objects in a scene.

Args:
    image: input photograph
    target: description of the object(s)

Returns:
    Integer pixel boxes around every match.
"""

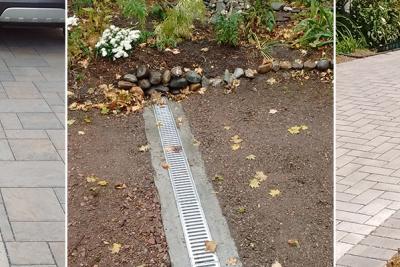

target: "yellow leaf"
[271,260,282,267]
[78,131,85,135]
[97,180,108,186]
[237,207,246,214]
[246,154,256,160]
[249,178,260,188]
[139,144,150,152]
[67,119,76,126]
[269,109,278,114]
[224,126,231,130]
[86,175,97,183]
[267,77,277,85]
[269,189,281,197]
[161,161,170,170]
[111,243,122,254]
[230,135,243,144]
[231,143,241,151]
[301,125,308,130]
[205,240,217,253]
[193,139,201,146]
[288,126,301,134]
[226,256,238,265]
[115,184,127,189]
[84,117,92,123]
[288,239,300,247]
[254,171,267,182]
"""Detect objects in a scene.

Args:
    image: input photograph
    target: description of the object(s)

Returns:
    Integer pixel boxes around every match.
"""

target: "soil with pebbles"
[68,112,170,266]
[182,72,333,266]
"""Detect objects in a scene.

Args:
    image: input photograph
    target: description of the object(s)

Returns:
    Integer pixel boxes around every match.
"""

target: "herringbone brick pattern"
[336,51,400,267]
[0,28,65,267]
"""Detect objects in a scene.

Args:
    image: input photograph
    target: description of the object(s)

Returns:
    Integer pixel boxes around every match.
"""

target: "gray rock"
[136,65,149,79]
[144,88,156,96]
[190,83,202,91]
[224,69,233,84]
[209,78,223,87]
[233,68,244,79]
[202,76,210,88]
[304,60,317,70]
[123,74,137,83]
[258,63,272,74]
[162,70,171,84]
[138,79,151,90]
[118,80,135,90]
[279,61,292,70]
[244,69,256,78]
[216,0,226,12]
[149,71,162,85]
[271,2,284,11]
[170,89,181,95]
[272,61,280,71]
[316,59,330,71]
[171,66,183,77]
[152,85,169,93]
[169,78,188,89]
[292,59,303,70]
[186,71,202,83]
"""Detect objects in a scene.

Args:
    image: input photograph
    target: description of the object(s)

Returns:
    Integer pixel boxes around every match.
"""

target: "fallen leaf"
[115,183,127,189]
[78,131,85,135]
[231,143,241,151]
[269,109,278,114]
[288,239,300,248]
[226,256,238,265]
[267,77,277,85]
[288,125,308,134]
[139,144,150,152]
[78,58,89,69]
[212,175,224,182]
[200,47,209,52]
[161,161,170,170]
[86,175,97,183]
[230,135,243,144]
[249,178,260,188]
[254,171,267,181]
[84,117,92,123]
[205,240,217,253]
[67,91,75,97]
[224,126,231,130]
[269,189,281,197]
[237,207,246,214]
[271,260,282,267]
[67,119,76,126]
[246,154,256,160]
[165,48,180,54]
[198,87,207,94]
[97,180,108,186]
[111,243,122,254]
[193,139,200,146]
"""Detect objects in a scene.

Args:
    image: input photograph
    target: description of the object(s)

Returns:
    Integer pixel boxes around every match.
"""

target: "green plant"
[72,0,93,12]
[244,0,275,32]
[336,13,366,54]
[117,0,148,29]
[215,12,242,46]
[155,0,206,49]
[295,0,333,47]
[150,3,166,20]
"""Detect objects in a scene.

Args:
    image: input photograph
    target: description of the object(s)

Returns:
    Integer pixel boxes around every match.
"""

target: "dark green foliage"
[215,12,242,46]
[118,0,148,29]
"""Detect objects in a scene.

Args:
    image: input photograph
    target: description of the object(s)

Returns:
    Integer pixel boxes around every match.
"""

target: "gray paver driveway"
[336,51,400,266]
[0,27,65,267]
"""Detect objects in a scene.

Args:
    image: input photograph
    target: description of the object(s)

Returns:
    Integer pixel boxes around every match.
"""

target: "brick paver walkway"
[336,51,400,266]
[0,28,65,266]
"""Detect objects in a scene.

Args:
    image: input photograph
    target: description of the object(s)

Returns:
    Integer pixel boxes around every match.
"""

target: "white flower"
[67,16,79,30]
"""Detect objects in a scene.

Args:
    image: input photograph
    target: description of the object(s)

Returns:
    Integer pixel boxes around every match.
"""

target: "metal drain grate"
[154,100,220,267]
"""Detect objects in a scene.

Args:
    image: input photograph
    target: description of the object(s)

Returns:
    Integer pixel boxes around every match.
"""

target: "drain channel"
[154,100,220,267]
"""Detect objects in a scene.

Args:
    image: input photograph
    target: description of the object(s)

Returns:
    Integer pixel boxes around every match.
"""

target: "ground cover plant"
[68,0,333,265]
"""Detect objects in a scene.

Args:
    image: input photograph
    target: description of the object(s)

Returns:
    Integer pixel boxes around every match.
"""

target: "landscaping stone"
[162,70,171,85]
[293,59,303,70]
[170,89,181,95]
[149,71,162,85]
[170,78,188,89]
[201,76,210,88]
[136,65,150,79]
[233,67,244,79]
[224,69,233,84]
[130,86,144,98]
[272,61,280,71]
[304,60,317,70]
[209,78,223,87]
[171,66,183,77]
[152,85,169,93]
[271,2,284,11]
[245,68,256,78]
[118,80,135,90]
[279,61,292,70]
[317,59,330,71]
[145,88,156,96]
[138,79,151,90]
[186,71,202,83]
[190,83,202,92]
[257,63,272,74]
[123,74,137,83]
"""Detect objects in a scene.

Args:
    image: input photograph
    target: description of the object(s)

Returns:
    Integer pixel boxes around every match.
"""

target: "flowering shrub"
[67,16,79,30]
[95,25,141,60]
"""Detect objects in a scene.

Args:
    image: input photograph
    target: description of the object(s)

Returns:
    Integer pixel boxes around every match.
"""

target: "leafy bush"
[349,0,400,47]
[95,25,141,60]
[336,13,366,53]
[154,0,206,49]
[215,12,242,46]
[295,0,333,47]
[117,0,148,29]
[71,0,93,12]
[244,0,275,33]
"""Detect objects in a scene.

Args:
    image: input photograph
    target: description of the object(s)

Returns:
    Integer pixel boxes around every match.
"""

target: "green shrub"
[150,4,166,20]
[117,0,148,29]
[215,12,242,46]
[336,14,366,54]
[244,0,275,32]
[155,0,206,49]
[72,0,93,12]
[349,0,400,47]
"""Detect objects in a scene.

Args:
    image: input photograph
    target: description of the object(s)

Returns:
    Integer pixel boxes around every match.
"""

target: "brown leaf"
[288,239,300,248]
[205,240,217,253]
[161,161,170,170]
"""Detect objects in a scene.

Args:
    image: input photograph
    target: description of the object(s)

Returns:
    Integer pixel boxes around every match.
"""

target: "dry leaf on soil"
[269,109,278,114]
[224,126,231,130]
[86,175,98,183]
[267,77,277,85]
[269,189,281,197]
[111,243,122,254]
[249,178,260,188]
[271,260,282,267]
[246,154,256,160]
[205,240,217,253]
[78,131,85,135]
[161,161,170,170]
[139,144,150,152]
[288,239,300,248]
[288,125,308,135]
[226,256,238,265]
[97,180,108,186]
[67,119,76,126]
[115,184,127,189]
[231,144,241,151]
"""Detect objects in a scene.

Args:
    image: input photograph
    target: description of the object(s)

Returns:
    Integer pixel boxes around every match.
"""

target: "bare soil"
[68,112,170,266]
[182,72,333,266]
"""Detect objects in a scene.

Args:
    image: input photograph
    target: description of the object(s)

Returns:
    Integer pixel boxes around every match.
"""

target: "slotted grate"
[154,100,220,267]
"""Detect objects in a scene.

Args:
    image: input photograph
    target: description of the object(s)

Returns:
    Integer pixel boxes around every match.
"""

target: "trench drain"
[153,99,220,267]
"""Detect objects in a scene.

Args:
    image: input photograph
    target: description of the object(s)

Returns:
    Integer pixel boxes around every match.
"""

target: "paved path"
[336,51,400,266]
[0,27,65,266]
